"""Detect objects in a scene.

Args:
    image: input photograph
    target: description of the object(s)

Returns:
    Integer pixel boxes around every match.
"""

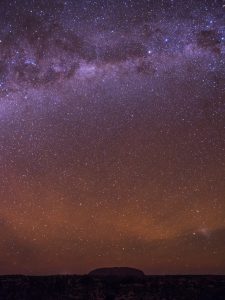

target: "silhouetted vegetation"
[0,275,224,299]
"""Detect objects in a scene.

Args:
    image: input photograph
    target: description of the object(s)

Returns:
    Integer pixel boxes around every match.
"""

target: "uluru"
[89,267,145,277]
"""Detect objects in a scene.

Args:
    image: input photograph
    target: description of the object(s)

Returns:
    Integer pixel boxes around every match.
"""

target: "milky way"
[0,0,225,275]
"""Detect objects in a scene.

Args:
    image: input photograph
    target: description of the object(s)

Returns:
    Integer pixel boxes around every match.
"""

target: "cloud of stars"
[0,0,225,275]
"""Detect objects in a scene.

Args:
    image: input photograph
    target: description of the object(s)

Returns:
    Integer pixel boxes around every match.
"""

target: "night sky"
[0,0,225,275]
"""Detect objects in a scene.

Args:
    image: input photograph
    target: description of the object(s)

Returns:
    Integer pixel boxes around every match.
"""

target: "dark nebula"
[0,0,224,275]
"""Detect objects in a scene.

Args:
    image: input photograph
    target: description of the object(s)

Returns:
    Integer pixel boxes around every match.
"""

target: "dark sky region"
[0,0,224,275]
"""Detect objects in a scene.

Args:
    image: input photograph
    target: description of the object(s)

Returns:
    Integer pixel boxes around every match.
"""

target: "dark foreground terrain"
[0,274,224,299]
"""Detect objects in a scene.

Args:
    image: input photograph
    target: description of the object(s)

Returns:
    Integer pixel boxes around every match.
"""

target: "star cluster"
[0,0,225,275]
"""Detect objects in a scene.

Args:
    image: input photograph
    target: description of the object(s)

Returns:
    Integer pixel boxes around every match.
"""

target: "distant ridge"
[89,267,145,277]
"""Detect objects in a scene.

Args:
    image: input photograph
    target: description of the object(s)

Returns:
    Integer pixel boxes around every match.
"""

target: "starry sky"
[0,0,225,275]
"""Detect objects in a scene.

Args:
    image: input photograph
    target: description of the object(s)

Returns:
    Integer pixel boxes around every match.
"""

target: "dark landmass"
[0,274,224,299]
[89,267,145,277]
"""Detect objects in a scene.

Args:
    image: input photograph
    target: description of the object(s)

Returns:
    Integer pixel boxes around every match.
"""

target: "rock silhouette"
[89,267,145,277]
